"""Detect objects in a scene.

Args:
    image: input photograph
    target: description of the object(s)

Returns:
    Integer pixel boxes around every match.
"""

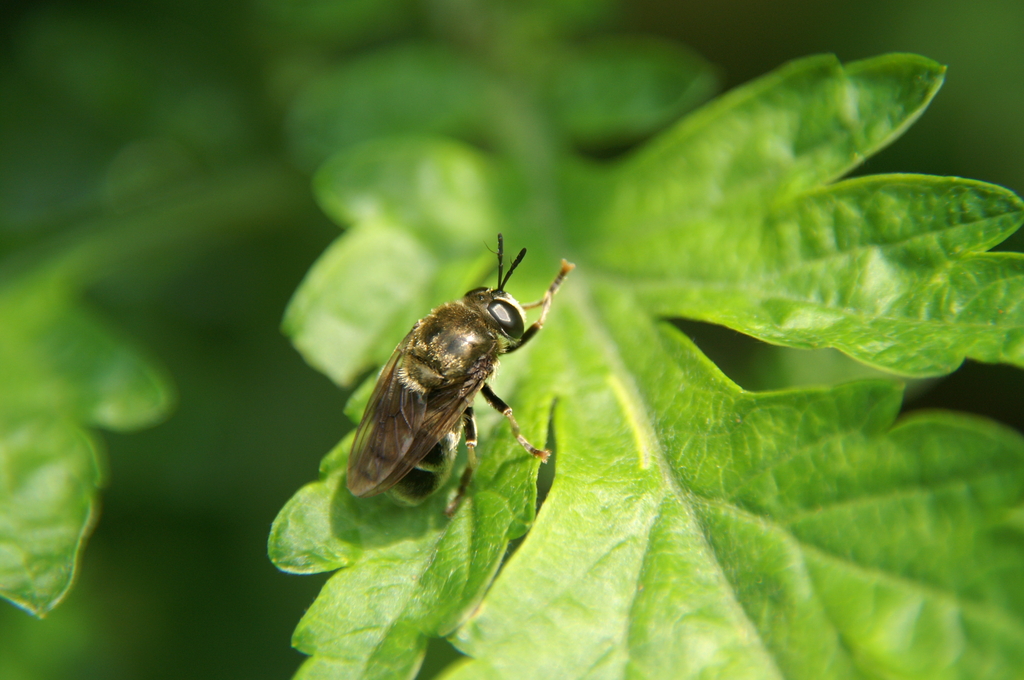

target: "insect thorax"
[401,301,501,392]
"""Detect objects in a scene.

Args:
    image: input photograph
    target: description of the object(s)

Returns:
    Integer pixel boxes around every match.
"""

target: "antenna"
[496,233,504,289]
[496,234,526,291]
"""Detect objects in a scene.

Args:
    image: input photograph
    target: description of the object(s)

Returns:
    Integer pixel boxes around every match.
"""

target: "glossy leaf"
[447,285,1024,680]
[270,401,544,677]
[276,53,1024,679]
[578,53,1024,376]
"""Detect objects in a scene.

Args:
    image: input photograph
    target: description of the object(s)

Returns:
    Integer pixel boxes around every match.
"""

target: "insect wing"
[371,372,488,494]
[347,355,491,498]
[417,378,483,455]
[376,369,489,494]
[346,341,427,497]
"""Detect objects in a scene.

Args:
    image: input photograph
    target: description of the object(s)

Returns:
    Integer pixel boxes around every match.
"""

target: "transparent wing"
[347,338,425,497]
[346,340,490,498]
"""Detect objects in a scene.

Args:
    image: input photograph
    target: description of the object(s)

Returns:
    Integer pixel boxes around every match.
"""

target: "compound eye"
[487,299,524,339]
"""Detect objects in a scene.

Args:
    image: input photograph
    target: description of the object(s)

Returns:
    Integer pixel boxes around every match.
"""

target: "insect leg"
[508,259,575,352]
[445,407,478,517]
[481,384,550,462]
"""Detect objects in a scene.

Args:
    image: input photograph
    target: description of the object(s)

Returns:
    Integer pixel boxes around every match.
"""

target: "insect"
[346,234,574,516]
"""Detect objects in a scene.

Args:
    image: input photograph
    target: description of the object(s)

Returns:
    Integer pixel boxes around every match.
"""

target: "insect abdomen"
[387,430,458,505]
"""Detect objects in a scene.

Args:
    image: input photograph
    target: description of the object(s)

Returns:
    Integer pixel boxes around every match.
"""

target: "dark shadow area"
[416,636,467,679]
[328,478,448,548]
[903,361,1024,433]
[673,318,1024,434]
[672,318,768,391]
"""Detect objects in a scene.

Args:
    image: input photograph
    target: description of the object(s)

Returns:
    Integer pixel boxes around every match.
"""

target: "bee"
[346,234,574,516]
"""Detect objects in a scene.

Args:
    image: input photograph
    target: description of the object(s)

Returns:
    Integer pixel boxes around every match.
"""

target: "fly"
[346,234,574,516]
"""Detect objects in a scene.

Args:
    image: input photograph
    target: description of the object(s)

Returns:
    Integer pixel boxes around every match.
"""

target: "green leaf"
[15,7,253,161]
[286,45,493,170]
[270,412,543,678]
[447,287,1024,680]
[0,275,171,430]
[547,37,718,150]
[253,0,416,48]
[577,53,1024,376]
[276,53,1024,679]
[0,274,173,615]
[284,138,504,386]
[0,417,101,617]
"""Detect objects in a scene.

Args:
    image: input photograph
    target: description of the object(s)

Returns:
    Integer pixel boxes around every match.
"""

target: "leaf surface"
[546,37,718,149]
[287,45,492,170]
[575,53,1024,376]
[275,53,1024,679]
[447,284,1024,680]
[0,274,172,615]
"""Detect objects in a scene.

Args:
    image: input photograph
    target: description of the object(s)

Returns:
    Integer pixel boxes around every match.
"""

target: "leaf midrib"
[564,274,788,679]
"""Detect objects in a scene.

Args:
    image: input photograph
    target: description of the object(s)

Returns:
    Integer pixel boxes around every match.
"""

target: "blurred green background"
[1,0,1021,678]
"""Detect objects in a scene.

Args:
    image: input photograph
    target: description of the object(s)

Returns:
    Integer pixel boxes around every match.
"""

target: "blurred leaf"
[547,37,718,150]
[286,45,493,170]
[737,344,939,402]
[0,417,101,618]
[254,0,416,48]
[15,8,157,129]
[0,276,171,435]
[101,139,199,209]
[0,154,312,617]
[1,14,305,609]
[313,138,501,250]
[516,0,617,33]
[0,72,114,233]
[276,53,1024,679]
[0,275,173,615]
[13,7,252,164]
